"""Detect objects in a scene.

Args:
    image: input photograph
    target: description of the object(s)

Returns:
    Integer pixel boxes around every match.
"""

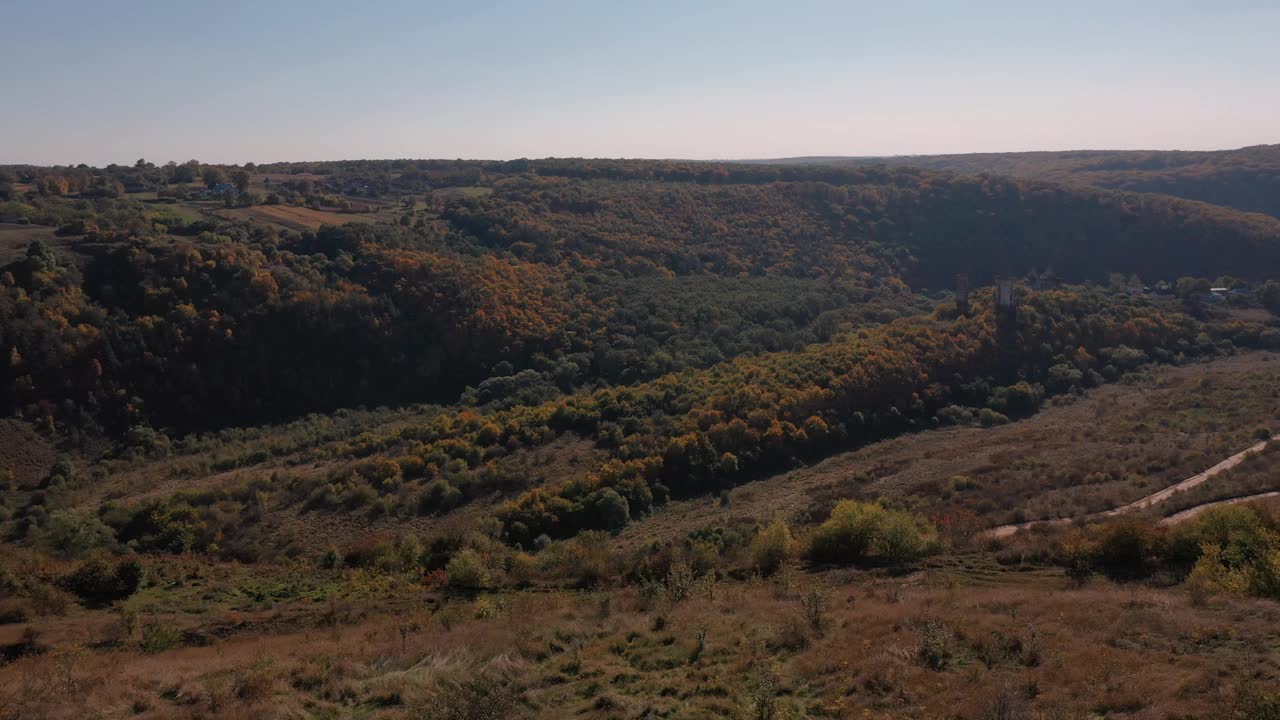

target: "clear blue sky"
[2,0,1277,165]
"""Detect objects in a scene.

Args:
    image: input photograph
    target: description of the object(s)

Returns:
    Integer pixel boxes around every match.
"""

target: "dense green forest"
[747,144,1280,218]
[3,158,1280,442]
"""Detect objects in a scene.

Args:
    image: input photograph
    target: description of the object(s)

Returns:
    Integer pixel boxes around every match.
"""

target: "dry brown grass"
[3,560,1276,719]
[0,224,60,264]
[8,357,1279,718]
[213,205,376,232]
[1156,441,1280,517]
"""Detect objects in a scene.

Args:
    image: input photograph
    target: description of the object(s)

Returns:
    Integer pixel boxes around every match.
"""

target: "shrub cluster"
[61,557,144,605]
[808,500,938,565]
[1043,504,1280,600]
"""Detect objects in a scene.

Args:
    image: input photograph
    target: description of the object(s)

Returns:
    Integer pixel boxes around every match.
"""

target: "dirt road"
[988,436,1275,538]
[1159,490,1280,525]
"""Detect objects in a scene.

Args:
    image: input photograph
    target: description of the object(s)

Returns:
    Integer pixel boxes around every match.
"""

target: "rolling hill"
[4,157,1280,719]
[744,144,1280,218]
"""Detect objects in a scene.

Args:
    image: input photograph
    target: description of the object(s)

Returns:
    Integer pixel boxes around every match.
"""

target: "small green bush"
[978,408,1010,427]
[34,511,117,558]
[990,381,1044,416]
[590,488,630,532]
[809,501,885,564]
[140,621,181,653]
[749,518,794,575]
[875,511,938,564]
[808,500,938,565]
[446,548,489,591]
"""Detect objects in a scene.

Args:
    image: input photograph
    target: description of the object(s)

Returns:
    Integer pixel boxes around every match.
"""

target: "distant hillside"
[3,158,1280,435]
[744,144,1280,218]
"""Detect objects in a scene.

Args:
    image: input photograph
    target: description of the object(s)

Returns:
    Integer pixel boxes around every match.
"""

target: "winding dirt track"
[988,436,1276,538]
[1159,490,1280,524]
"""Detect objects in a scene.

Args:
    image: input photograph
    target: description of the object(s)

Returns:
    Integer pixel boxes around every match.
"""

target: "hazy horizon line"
[5,141,1277,169]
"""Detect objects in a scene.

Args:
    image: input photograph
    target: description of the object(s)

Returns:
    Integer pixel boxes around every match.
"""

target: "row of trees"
[492,287,1221,544]
[194,284,1254,551]
[38,283,1237,560]
[2,160,258,197]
